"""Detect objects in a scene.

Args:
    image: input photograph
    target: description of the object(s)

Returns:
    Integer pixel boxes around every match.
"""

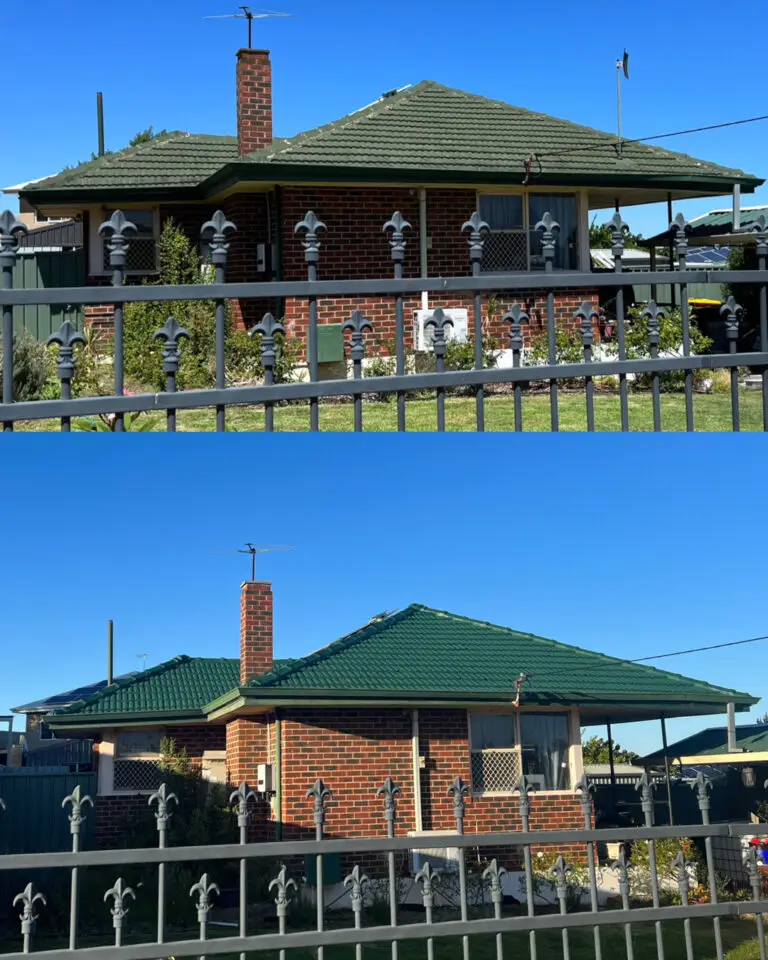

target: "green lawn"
[14,390,766,432]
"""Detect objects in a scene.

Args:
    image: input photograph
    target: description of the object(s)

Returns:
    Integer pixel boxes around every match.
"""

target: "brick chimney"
[236,48,273,156]
[240,581,273,683]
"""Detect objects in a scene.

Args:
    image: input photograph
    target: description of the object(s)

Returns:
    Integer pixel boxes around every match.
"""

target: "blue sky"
[0,436,766,756]
[1,0,766,238]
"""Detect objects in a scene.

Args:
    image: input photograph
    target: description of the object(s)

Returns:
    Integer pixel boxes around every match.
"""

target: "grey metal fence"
[0,771,766,960]
[1,208,767,432]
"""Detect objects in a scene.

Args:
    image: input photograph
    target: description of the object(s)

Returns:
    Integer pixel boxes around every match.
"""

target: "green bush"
[527,326,584,366]
[624,305,712,392]
[0,328,51,401]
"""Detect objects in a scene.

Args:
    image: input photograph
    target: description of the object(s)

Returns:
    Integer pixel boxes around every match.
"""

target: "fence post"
[751,215,768,431]
[535,211,560,431]
[426,308,454,432]
[462,211,490,431]
[344,864,369,960]
[692,772,724,960]
[201,211,236,433]
[153,317,189,433]
[415,860,440,960]
[516,775,538,960]
[250,313,285,432]
[642,301,664,432]
[745,845,767,960]
[190,872,219,960]
[504,305,528,431]
[99,211,136,432]
[383,211,411,431]
[670,212,694,431]
[13,883,45,954]
[307,778,332,960]
[448,776,470,960]
[575,302,598,432]
[270,864,297,960]
[62,784,93,951]
[377,777,402,960]
[673,850,694,960]
[576,775,601,960]
[149,782,177,945]
[610,212,630,431]
[636,773,665,960]
[551,855,571,960]
[721,295,743,432]
[483,858,507,960]
[104,878,135,948]
[295,211,326,432]
[46,321,86,432]
[0,211,28,431]
[343,310,373,432]
[230,781,257,960]
[614,847,634,960]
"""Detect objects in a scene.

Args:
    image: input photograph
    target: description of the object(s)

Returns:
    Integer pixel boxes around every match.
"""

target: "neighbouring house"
[641,723,768,774]
[6,48,763,358]
[25,580,757,854]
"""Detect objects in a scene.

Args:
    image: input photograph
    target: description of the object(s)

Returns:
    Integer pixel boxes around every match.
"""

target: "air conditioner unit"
[414,309,469,352]
[407,830,460,874]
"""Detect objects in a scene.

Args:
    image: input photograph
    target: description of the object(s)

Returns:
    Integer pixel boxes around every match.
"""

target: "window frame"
[91,206,161,278]
[467,709,576,796]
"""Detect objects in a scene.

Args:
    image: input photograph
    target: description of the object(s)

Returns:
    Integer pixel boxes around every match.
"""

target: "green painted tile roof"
[641,724,768,764]
[247,605,755,704]
[23,84,761,196]
[686,207,768,232]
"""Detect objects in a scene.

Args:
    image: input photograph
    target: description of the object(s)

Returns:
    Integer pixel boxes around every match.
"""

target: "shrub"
[527,326,584,366]
[0,328,51,401]
[623,305,712,392]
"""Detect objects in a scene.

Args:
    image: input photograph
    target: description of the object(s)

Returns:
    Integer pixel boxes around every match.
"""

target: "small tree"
[589,218,644,249]
[582,735,638,765]
[0,328,51,401]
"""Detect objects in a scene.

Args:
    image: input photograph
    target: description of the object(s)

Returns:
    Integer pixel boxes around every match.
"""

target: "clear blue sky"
[0,436,766,757]
[1,0,766,238]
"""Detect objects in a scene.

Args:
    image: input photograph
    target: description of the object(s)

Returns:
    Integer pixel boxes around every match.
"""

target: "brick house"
[38,581,756,855]
[11,49,762,360]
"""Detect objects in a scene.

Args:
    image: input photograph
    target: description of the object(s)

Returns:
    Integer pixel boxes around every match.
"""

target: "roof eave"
[47,708,205,729]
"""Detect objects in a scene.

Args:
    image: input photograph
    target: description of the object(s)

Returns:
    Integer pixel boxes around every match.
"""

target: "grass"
[13,390,766,433]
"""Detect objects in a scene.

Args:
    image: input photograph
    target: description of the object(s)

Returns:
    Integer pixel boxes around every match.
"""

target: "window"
[469,712,571,793]
[479,194,579,272]
[38,721,54,741]
[102,209,158,274]
[113,729,162,792]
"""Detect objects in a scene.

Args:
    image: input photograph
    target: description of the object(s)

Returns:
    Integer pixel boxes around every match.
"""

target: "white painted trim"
[412,708,423,833]
[419,188,429,311]
[97,731,116,795]
[569,708,584,784]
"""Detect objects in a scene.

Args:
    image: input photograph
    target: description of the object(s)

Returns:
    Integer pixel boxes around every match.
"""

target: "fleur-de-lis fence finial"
[575,774,595,818]
[461,211,490,264]
[635,772,656,820]
[575,303,598,350]
[504,304,529,354]
[550,855,572,905]
[343,310,374,365]
[343,864,369,914]
[250,313,286,374]
[752,214,767,258]
[62,784,93,836]
[482,859,507,905]
[13,883,46,941]
[516,774,537,819]
[153,316,190,376]
[383,211,412,262]
[447,775,470,825]
[670,212,691,262]
[376,777,402,826]
[229,781,258,831]
[614,847,631,898]
[744,846,762,900]
[47,321,87,385]
[103,878,135,936]
[415,861,441,907]
[190,873,220,924]
[692,772,713,816]
[295,211,327,264]
[425,308,454,359]
[306,778,333,828]
[720,295,743,342]
[642,301,665,350]
[200,210,236,266]
[535,212,560,265]
[98,211,137,271]
[609,212,628,261]
[0,210,28,266]
[673,850,690,900]
[269,865,297,918]
[148,782,178,832]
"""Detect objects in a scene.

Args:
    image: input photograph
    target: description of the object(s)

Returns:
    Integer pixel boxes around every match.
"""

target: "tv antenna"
[213,543,294,581]
[616,49,629,156]
[203,7,293,49]
[136,652,148,671]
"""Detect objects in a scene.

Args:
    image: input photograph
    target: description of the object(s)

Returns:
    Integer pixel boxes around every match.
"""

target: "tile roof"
[246,605,754,704]
[12,673,138,713]
[22,84,761,197]
[641,724,768,764]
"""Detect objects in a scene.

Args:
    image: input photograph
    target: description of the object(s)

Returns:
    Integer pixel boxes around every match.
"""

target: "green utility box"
[304,852,342,886]
[317,324,345,364]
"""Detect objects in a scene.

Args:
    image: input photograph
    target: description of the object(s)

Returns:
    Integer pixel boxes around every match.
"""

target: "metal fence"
[1,207,767,432]
[0,771,767,960]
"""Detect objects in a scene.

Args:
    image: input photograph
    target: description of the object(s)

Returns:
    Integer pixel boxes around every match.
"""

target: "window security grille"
[470,748,522,793]
[113,759,163,791]
[481,231,528,272]
[101,238,157,274]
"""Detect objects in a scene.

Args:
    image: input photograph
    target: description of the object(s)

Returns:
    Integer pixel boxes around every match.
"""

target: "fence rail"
[0,771,766,960]
[1,208,767,432]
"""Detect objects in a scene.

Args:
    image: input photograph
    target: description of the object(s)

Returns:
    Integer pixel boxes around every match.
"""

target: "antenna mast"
[616,49,629,156]
[203,6,293,49]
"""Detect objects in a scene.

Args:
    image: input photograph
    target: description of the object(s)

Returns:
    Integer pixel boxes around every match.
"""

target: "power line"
[629,633,768,663]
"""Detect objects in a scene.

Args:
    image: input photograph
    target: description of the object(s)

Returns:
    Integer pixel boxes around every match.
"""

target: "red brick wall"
[236,49,273,156]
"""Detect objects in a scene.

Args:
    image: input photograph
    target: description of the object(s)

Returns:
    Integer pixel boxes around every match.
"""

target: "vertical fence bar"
[635,774,665,960]
[462,212,490,431]
[428,309,453,432]
[722,296,742,432]
[576,777,601,960]
[752,217,768,431]
[610,214,630,431]
[191,873,219,960]
[415,862,439,960]
[693,773,724,960]
[535,213,560,431]
[270,865,297,960]
[47,321,86,432]
[384,213,411,430]
[149,783,177,946]
[201,212,236,433]
[63,785,92,951]
[14,883,46,955]
[378,778,402,960]
[448,777,471,960]
[483,859,506,960]
[251,314,285,432]
[505,307,527,432]
[0,212,28,432]
[344,311,373,432]
[670,215,694,431]
[745,846,767,960]
[673,851,694,960]
[344,864,369,960]
[516,776,537,960]
[104,879,134,949]
[230,781,256,960]
[576,304,597,432]
[551,856,571,960]
[153,317,189,432]
[296,212,326,432]
[643,302,663,432]
[615,848,635,960]
[307,779,332,960]
[99,211,136,433]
